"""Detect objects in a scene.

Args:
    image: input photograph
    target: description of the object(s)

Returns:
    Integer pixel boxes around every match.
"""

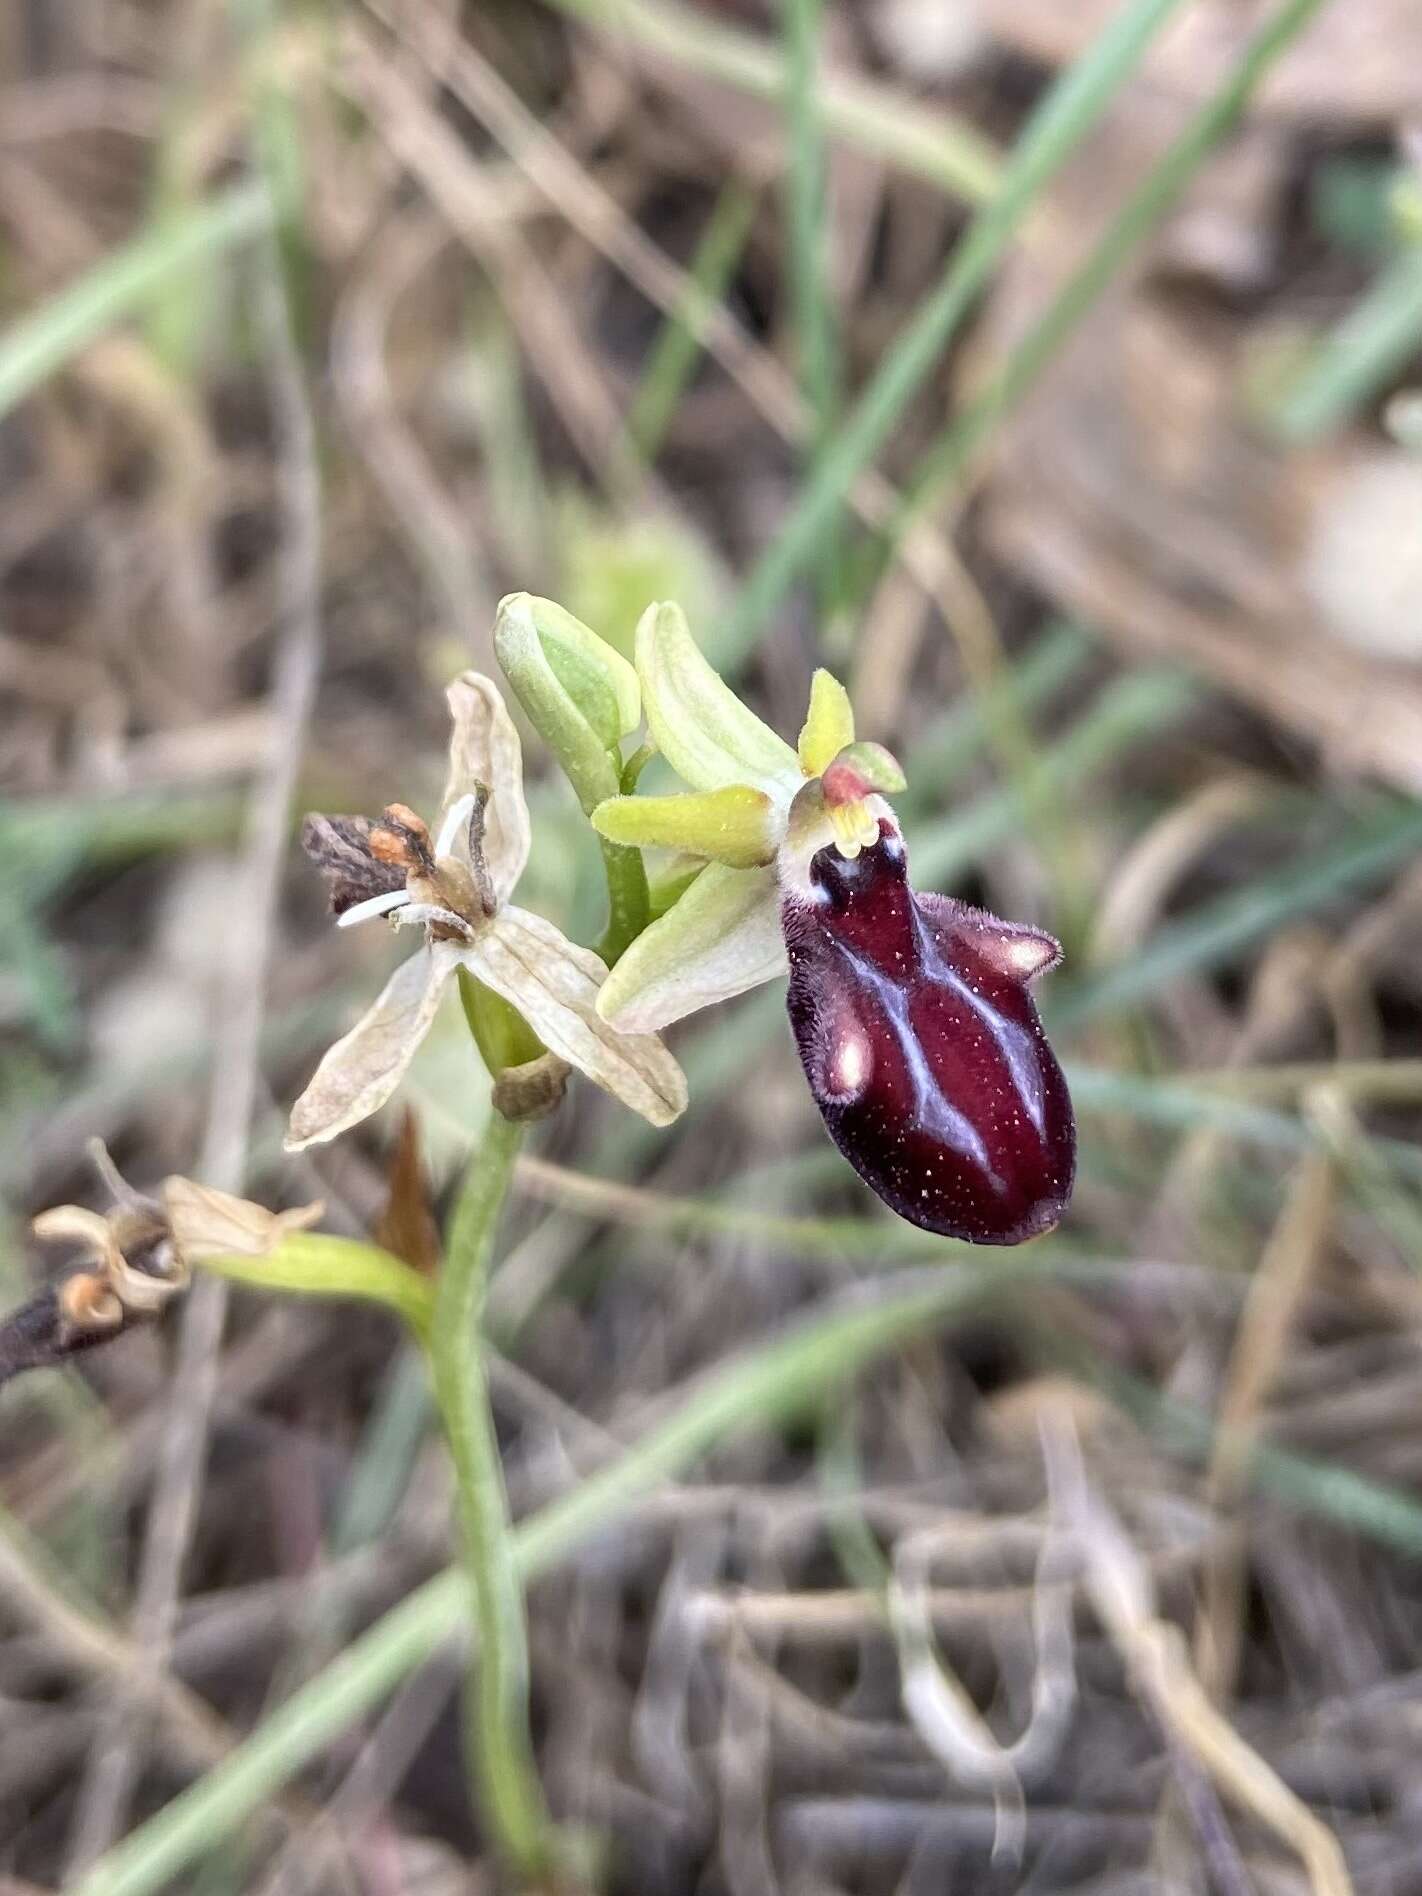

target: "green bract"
[592,603,905,1035]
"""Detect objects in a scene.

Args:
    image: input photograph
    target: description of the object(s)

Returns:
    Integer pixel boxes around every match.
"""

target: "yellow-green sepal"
[591,785,780,869]
[596,862,785,1034]
[797,669,856,777]
[635,601,799,795]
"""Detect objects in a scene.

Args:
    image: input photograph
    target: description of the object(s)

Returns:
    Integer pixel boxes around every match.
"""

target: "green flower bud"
[493,593,639,813]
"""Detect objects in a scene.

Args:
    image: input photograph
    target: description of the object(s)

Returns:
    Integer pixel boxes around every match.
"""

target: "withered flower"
[2,1146,321,1389]
[286,672,687,1150]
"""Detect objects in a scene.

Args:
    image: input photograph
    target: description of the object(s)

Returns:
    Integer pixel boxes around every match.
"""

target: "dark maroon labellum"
[782,822,1075,1244]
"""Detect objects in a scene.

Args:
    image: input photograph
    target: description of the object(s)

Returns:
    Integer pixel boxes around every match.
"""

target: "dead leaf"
[163,1177,323,1263]
[373,1107,443,1277]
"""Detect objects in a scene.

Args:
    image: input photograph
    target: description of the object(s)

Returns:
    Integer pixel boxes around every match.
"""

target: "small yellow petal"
[797,669,856,777]
[592,786,780,869]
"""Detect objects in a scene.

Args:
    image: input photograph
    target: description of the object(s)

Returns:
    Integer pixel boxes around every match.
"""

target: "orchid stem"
[596,835,650,966]
[429,1107,556,1882]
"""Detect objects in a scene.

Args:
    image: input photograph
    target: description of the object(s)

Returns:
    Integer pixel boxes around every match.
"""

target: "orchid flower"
[285,672,687,1150]
[592,605,1075,1243]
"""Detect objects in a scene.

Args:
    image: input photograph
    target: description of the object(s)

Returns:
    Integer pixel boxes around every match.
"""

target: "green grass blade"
[548,0,1001,204]
[782,0,842,613]
[719,0,1192,661]
[74,1261,1048,1896]
[910,668,1198,886]
[898,618,1096,802]
[1056,797,1422,1028]
[902,0,1331,514]
[783,0,838,450]
[627,179,759,463]
[1269,240,1422,442]
[0,180,272,419]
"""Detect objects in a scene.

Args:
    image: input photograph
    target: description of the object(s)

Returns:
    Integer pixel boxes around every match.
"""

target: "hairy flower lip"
[783,820,1074,1245]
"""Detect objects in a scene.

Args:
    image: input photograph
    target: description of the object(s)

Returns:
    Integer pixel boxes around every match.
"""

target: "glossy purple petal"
[782,822,1075,1243]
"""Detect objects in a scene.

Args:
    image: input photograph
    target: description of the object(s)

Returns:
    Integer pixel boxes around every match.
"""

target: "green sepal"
[635,601,799,795]
[592,785,780,869]
[505,592,639,736]
[542,637,623,751]
[596,861,784,1035]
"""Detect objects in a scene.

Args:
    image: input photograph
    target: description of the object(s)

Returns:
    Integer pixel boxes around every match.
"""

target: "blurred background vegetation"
[4,0,1422,1890]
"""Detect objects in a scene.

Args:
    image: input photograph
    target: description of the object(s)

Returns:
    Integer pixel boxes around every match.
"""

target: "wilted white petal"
[636,602,800,796]
[285,942,463,1151]
[462,908,687,1127]
[596,863,786,1034]
[441,671,531,905]
[435,792,477,862]
[31,1206,115,1255]
[163,1177,324,1264]
[337,888,411,928]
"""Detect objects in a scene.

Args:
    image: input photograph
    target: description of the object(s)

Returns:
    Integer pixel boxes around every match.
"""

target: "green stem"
[197,1236,433,1341]
[596,836,650,966]
[428,1109,555,1880]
